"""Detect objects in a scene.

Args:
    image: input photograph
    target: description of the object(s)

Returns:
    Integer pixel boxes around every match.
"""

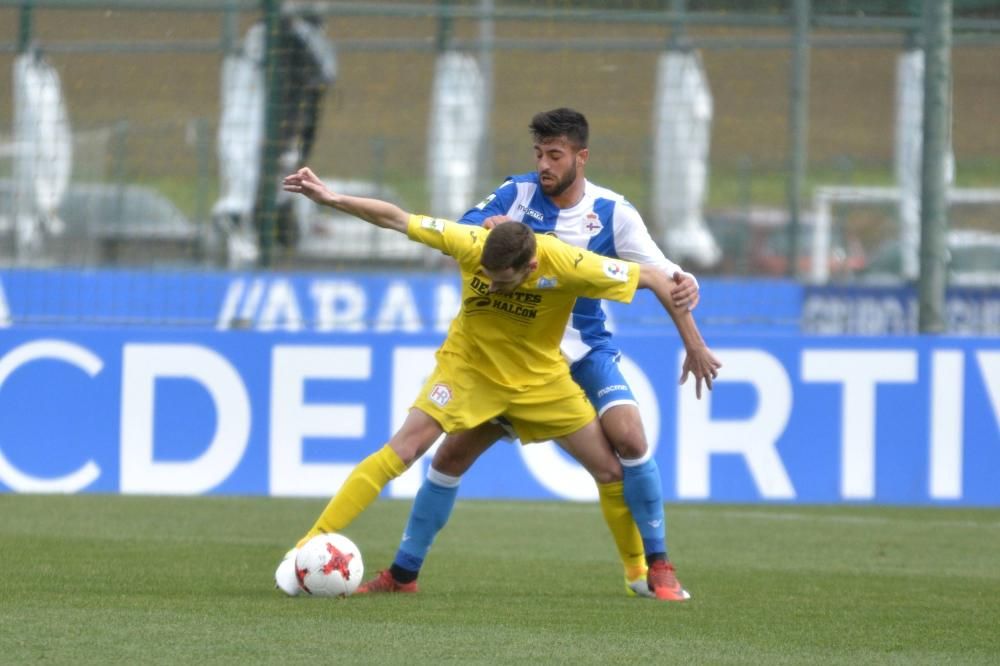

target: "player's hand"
[282,167,334,206]
[671,271,700,311]
[482,215,515,230]
[679,345,721,399]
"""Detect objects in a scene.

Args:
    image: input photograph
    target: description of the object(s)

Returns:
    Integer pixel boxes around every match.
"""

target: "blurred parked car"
[290,178,436,267]
[0,179,203,266]
[706,207,867,278]
[859,229,1000,287]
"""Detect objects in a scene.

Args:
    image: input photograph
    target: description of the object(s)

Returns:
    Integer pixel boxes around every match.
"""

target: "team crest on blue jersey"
[603,259,629,282]
[583,212,603,236]
[536,276,558,289]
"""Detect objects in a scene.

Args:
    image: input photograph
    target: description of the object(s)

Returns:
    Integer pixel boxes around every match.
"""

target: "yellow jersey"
[407,214,640,388]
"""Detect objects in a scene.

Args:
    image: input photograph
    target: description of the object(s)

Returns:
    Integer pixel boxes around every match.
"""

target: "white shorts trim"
[596,398,638,418]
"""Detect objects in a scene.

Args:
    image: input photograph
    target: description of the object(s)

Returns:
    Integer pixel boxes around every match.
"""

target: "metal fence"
[1,0,998,283]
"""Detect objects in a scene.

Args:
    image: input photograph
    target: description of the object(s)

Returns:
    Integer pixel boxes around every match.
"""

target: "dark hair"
[481,222,537,271]
[529,108,589,149]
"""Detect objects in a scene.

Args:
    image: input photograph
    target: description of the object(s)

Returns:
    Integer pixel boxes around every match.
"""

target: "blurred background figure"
[11,44,72,263]
[213,5,335,268]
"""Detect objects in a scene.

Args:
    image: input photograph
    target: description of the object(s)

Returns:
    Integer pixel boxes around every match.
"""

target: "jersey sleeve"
[612,201,685,277]
[407,214,484,266]
[545,239,640,304]
[458,178,518,226]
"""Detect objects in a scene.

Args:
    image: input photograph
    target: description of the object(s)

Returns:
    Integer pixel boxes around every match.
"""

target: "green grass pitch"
[2,494,998,664]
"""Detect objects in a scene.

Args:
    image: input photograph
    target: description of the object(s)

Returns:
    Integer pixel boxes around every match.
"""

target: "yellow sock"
[296,444,407,547]
[597,480,646,577]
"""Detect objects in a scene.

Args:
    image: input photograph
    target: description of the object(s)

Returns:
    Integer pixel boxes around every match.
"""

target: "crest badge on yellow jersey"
[428,383,452,406]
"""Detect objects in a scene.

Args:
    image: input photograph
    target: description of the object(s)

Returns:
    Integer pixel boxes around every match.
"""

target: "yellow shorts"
[411,354,596,443]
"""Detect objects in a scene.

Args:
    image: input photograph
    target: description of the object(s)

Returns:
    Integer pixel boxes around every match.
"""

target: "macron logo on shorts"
[596,384,629,398]
[428,383,452,406]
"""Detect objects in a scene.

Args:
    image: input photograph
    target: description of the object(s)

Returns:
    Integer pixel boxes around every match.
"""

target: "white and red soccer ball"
[293,533,364,597]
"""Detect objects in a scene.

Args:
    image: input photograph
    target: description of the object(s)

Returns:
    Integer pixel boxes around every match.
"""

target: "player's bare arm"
[637,264,721,399]
[282,167,410,232]
[671,271,700,310]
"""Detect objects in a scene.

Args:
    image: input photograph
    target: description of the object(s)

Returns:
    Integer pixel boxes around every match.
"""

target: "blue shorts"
[492,348,635,441]
[570,348,637,417]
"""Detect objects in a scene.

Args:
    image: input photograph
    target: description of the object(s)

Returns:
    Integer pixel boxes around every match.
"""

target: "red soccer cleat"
[355,569,419,595]
[647,560,691,601]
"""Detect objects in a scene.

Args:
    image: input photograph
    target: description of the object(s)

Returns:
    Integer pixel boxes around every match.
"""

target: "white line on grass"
[668,507,1000,531]
[455,501,1000,530]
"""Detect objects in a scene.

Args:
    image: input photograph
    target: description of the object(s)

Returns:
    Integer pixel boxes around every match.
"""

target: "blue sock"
[621,456,668,559]
[391,467,460,577]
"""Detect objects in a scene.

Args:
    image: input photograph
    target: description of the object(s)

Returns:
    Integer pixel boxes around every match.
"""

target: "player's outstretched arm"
[671,271,700,311]
[282,167,410,233]
[637,264,721,399]
[610,204,701,310]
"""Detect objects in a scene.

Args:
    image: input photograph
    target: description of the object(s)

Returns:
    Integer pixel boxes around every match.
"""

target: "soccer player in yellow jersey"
[277,167,721,598]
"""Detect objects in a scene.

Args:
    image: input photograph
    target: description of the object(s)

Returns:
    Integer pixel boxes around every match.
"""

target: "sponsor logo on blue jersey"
[517,204,544,221]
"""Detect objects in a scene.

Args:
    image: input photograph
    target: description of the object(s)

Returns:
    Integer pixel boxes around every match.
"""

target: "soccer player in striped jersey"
[367,108,702,600]
[277,166,720,600]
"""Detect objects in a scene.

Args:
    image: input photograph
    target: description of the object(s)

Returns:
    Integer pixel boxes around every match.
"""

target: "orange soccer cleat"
[355,569,419,595]
[646,560,691,602]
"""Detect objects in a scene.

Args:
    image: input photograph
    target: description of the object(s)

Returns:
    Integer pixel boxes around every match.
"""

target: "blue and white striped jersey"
[459,172,685,363]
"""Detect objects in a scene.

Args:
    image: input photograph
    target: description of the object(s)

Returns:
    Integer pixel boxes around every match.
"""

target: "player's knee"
[608,428,648,460]
[390,441,421,466]
[590,465,623,485]
[389,434,435,466]
[586,453,624,484]
[431,443,473,476]
[389,411,444,465]
[601,407,649,460]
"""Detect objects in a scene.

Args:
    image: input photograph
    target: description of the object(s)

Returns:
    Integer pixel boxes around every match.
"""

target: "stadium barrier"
[2,268,998,336]
[1,269,997,506]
